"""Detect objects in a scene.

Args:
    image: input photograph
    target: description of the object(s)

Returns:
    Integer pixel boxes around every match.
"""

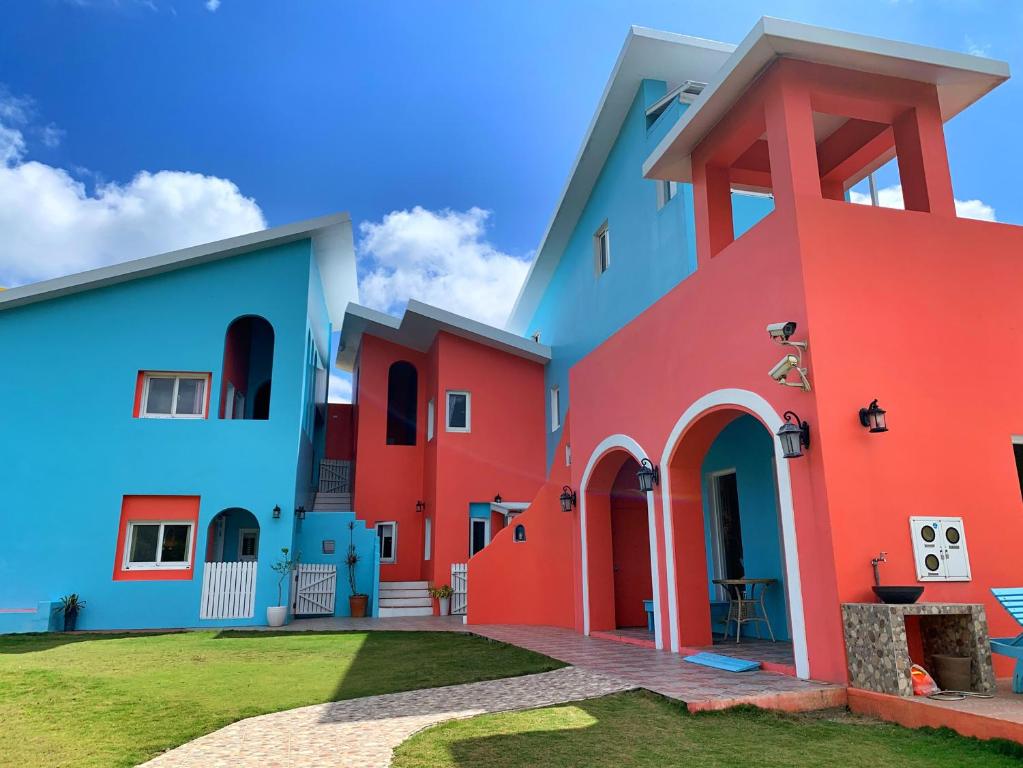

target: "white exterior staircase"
[378,580,433,618]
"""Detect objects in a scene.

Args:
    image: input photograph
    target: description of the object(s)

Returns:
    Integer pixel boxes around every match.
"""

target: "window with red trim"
[133,372,211,419]
[113,496,199,581]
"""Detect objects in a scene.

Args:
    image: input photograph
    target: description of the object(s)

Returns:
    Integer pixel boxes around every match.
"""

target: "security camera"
[769,354,800,382]
[767,321,797,341]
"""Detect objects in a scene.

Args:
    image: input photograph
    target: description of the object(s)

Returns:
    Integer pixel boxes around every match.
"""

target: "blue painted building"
[0,214,379,631]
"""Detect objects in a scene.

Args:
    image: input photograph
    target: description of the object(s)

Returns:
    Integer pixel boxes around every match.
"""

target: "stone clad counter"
[841,602,995,696]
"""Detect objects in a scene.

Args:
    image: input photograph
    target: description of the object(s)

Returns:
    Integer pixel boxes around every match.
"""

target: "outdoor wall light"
[295,505,306,520]
[559,486,577,512]
[859,399,888,433]
[494,493,503,505]
[272,505,281,520]
[636,459,660,492]
[416,500,426,513]
[776,411,810,459]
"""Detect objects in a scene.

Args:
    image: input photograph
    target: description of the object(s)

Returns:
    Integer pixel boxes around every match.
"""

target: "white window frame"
[224,383,236,420]
[424,517,432,561]
[237,527,259,562]
[469,517,491,557]
[140,372,210,419]
[123,520,194,571]
[376,521,397,564]
[445,390,471,433]
[427,398,435,441]
[594,221,610,275]
[707,468,738,601]
[550,386,561,432]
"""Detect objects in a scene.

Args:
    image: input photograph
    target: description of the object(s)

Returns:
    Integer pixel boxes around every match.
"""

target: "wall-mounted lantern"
[559,486,577,512]
[776,411,810,459]
[636,458,660,493]
[416,500,426,513]
[295,505,306,520]
[494,493,503,505]
[859,399,888,433]
[272,505,281,520]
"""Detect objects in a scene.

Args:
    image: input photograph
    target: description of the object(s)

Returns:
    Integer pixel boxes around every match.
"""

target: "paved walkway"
[139,667,631,768]
[470,625,843,711]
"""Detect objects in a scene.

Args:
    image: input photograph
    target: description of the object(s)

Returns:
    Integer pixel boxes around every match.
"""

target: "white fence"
[451,563,468,615]
[200,561,257,620]
[292,563,338,616]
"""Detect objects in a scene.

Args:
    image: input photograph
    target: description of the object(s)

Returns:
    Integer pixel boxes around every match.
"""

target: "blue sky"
[1,1,1020,397]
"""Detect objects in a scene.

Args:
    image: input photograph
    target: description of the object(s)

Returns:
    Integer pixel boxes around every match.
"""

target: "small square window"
[594,222,610,274]
[140,373,209,419]
[446,391,471,432]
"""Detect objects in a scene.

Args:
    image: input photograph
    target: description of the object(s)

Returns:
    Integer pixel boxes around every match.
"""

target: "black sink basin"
[873,586,924,604]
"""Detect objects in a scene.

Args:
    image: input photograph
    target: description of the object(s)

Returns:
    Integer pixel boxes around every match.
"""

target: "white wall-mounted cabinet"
[909,517,971,582]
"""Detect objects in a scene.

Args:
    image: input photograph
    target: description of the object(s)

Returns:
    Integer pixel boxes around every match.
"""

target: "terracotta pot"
[350,594,368,618]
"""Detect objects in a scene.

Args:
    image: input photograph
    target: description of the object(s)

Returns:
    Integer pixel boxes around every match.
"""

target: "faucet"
[870,551,887,587]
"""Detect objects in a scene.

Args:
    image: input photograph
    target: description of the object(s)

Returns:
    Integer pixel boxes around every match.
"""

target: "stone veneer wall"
[841,602,994,696]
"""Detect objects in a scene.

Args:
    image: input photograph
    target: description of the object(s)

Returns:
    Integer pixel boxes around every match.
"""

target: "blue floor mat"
[682,652,761,672]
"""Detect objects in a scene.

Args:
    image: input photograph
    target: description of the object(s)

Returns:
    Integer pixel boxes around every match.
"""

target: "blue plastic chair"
[990,588,1023,693]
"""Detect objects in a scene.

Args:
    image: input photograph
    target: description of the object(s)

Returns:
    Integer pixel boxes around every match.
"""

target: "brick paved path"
[138,667,631,768]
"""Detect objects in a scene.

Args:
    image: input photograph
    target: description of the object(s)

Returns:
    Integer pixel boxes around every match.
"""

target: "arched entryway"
[659,389,808,678]
[581,435,662,648]
[205,507,260,563]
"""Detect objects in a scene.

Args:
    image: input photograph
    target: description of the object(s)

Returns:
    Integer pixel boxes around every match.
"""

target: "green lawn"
[393,690,1023,768]
[0,630,562,768]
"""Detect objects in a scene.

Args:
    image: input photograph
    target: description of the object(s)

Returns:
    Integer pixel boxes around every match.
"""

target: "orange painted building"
[337,19,1023,687]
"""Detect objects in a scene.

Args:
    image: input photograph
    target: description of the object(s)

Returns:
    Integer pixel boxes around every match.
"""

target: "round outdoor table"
[712,578,777,643]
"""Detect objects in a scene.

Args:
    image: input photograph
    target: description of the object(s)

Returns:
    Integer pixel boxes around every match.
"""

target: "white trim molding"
[658,388,810,679]
[580,434,663,650]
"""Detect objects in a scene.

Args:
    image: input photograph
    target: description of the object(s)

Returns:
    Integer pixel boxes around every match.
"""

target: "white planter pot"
[267,605,288,627]
[438,597,450,616]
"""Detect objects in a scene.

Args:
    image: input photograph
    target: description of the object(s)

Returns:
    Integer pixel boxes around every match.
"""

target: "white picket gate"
[451,563,468,615]
[199,561,257,620]
[292,564,338,615]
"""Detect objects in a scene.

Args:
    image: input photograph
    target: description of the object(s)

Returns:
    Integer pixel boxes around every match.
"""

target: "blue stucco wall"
[701,415,790,640]
[293,511,380,617]
[526,81,774,466]
[0,240,331,631]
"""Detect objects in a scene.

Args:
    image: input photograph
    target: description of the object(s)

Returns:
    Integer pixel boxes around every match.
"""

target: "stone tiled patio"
[470,624,843,711]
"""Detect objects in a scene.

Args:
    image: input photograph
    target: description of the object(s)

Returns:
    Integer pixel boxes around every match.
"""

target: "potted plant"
[57,593,85,632]
[268,547,298,627]
[429,584,454,616]
[346,521,369,617]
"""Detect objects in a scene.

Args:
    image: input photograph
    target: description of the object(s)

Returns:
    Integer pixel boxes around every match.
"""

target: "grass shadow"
[0,630,187,654]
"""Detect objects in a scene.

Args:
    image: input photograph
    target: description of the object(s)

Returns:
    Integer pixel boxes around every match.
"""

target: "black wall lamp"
[859,399,888,433]
[416,500,426,513]
[272,505,281,520]
[494,493,503,505]
[777,411,810,459]
[636,459,660,493]
[295,505,306,520]
[559,486,577,512]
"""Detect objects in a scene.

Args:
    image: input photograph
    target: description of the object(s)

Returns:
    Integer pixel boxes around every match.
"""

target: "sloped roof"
[0,212,358,326]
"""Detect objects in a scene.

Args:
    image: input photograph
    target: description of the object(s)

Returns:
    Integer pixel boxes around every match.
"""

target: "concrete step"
[378,606,434,618]
[380,580,429,590]
[378,597,432,608]
[377,588,429,599]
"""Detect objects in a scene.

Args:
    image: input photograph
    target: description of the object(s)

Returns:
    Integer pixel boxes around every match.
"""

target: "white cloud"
[40,123,65,149]
[849,184,995,222]
[205,0,220,10]
[329,372,352,404]
[0,84,266,287]
[358,206,530,328]
[965,36,991,58]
